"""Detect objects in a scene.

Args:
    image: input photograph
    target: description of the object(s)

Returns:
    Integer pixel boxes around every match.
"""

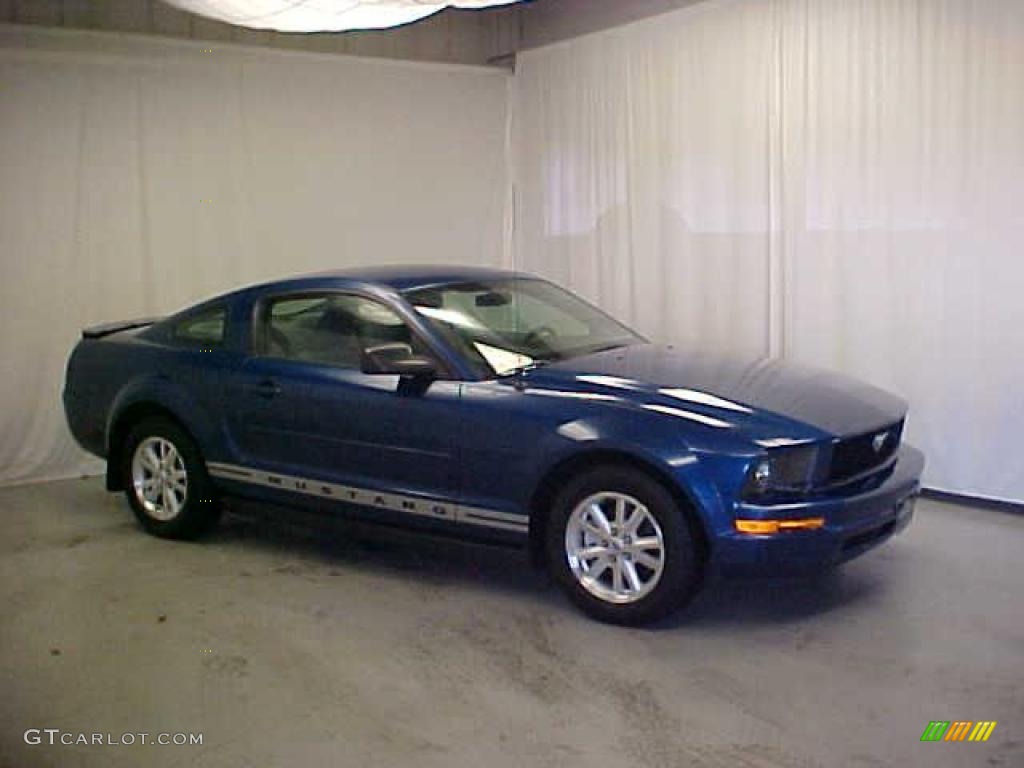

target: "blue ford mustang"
[63,266,923,624]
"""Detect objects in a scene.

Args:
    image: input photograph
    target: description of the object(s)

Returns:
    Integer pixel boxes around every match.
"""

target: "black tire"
[121,416,222,540]
[545,464,703,625]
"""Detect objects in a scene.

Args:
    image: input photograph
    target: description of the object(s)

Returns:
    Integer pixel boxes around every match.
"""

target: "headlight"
[743,444,819,499]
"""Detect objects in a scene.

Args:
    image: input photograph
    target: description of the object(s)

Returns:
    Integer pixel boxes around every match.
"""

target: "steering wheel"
[523,325,557,353]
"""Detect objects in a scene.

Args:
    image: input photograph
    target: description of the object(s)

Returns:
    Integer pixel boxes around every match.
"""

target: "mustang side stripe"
[206,462,529,534]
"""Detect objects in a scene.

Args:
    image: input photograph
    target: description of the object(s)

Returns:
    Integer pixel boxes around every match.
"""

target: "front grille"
[826,420,903,485]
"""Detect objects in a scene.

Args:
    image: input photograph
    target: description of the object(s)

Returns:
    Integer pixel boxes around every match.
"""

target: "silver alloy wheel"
[565,491,666,605]
[131,436,187,521]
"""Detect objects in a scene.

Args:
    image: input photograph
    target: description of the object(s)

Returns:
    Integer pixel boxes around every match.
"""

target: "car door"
[223,290,462,510]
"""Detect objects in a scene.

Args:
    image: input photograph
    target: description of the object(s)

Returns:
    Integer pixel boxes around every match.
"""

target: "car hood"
[523,343,906,438]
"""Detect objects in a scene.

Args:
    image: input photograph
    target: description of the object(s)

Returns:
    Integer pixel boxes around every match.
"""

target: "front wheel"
[122,417,221,540]
[545,465,703,625]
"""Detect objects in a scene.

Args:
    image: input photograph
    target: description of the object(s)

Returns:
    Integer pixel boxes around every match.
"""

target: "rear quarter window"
[171,306,226,347]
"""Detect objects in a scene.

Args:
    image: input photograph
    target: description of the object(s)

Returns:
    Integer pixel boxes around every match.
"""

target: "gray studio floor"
[1,477,1021,768]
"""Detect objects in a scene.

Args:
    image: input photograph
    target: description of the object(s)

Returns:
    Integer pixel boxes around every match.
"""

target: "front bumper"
[712,445,924,576]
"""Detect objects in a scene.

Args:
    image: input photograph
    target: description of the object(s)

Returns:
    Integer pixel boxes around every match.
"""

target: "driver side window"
[259,293,427,369]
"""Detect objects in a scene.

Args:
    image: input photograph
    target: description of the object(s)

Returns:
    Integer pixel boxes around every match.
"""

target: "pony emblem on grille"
[872,431,889,453]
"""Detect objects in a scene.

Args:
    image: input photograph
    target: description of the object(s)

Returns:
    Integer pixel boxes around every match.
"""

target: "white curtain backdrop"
[513,0,1024,502]
[0,25,509,485]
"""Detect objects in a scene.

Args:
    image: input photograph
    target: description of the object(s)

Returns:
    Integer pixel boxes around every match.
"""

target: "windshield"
[404,278,642,376]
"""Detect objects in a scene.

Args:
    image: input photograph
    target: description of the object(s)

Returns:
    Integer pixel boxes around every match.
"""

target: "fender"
[528,408,733,534]
[105,374,222,463]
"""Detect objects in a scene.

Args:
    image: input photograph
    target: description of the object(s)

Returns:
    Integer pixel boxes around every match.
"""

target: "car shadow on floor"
[213,500,886,628]
[214,501,554,601]
[664,567,887,630]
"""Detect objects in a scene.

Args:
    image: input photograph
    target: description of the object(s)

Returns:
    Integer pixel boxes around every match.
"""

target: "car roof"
[248,264,534,295]
[160,265,543,324]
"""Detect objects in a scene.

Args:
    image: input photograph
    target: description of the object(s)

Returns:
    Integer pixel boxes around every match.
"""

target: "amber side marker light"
[735,518,826,534]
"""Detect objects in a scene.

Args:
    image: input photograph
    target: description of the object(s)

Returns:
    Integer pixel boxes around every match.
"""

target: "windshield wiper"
[501,343,627,376]
[501,359,548,377]
[562,340,632,359]
[586,342,628,355]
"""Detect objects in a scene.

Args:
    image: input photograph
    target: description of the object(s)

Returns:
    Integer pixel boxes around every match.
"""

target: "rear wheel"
[545,465,703,625]
[122,417,221,539]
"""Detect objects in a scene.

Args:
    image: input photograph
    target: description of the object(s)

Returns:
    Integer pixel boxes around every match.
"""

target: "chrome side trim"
[206,462,528,534]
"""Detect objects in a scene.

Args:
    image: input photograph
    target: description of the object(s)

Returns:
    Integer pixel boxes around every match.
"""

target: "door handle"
[254,379,281,399]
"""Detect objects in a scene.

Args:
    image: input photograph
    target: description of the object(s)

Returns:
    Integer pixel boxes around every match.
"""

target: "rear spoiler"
[82,317,162,339]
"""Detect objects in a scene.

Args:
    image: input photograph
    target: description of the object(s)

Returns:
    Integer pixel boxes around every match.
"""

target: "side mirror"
[361,343,437,379]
